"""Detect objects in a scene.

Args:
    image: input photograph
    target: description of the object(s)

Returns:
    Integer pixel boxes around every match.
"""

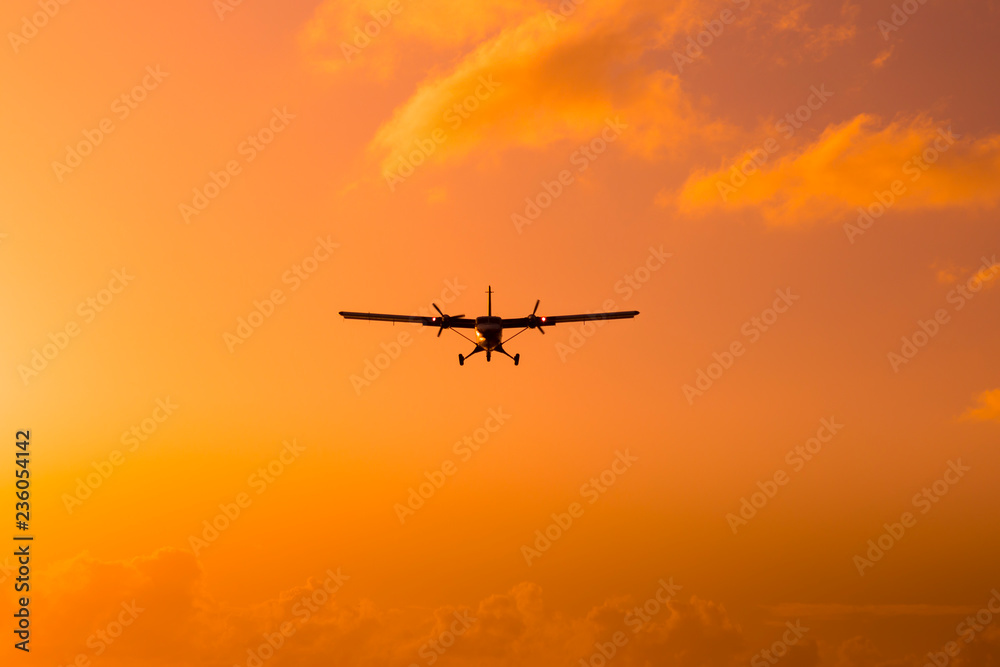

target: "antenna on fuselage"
[487,286,493,316]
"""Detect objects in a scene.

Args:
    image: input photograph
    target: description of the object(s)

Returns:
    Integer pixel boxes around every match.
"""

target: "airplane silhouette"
[340,287,639,365]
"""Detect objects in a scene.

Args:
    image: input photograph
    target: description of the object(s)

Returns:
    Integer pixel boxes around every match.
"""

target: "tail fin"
[487,286,493,316]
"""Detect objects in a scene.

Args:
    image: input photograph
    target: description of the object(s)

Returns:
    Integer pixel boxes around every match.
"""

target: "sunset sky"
[3,0,1000,665]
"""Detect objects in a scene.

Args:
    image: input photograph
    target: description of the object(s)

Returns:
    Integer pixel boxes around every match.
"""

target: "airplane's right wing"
[500,310,639,328]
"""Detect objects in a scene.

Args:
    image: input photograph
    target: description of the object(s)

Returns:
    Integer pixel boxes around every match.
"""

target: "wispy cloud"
[961,389,1000,423]
[675,114,1000,224]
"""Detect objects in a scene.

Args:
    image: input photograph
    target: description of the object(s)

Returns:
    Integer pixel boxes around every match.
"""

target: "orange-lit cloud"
[676,114,1000,224]
[765,602,981,618]
[954,625,1000,667]
[831,636,896,667]
[366,2,721,179]
[969,261,1000,289]
[765,1,859,62]
[961,389,1000,423]
[299,0,542,78]
[872,46,894,68]
[303,0,874,182]
[933,260,960,285]
[26,549,755,666]
[934,258,1000,286]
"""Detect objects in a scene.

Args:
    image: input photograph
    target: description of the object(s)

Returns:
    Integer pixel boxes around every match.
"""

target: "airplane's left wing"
[500,310,639,328]
[339,312,476,328]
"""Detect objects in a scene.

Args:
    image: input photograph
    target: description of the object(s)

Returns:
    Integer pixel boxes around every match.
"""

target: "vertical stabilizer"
[487,286,493,316]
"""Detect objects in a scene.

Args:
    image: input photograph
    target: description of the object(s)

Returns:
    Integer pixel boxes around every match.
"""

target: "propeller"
[431,303,465,337]
[526,299,547,334]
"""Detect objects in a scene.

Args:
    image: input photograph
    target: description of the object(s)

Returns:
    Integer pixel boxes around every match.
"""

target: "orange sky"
[3,0,1000,665]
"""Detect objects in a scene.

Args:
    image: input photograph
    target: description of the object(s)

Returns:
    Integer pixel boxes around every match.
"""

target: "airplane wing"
[500,310,639,328]
[339,311,476,329]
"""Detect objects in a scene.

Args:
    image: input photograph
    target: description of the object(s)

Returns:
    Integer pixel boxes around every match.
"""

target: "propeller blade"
[433,303,445,317]
[437,327,444,337]
[528,300,545,333]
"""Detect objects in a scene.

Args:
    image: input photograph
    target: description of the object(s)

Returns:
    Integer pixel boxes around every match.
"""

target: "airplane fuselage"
[475,316,503,350]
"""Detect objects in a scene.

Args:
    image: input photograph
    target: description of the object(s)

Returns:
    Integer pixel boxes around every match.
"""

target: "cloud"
[627,595,746,666]
[33,549,995,666]
[301,0,872,181]
[872,46,894,68]
[675,114,1000,224]
[953,624,1000,667]
[969,260,1000,288]
[934,258,1000,287]
[961,389,1000,422]
[833,636,898,667]
[298,0,542,78]
[31,549,220,665]
[25,549,751,666]
[366,1,729,178]
[933,260,960,284]
[762,1,859,63]
[765,602,980,618]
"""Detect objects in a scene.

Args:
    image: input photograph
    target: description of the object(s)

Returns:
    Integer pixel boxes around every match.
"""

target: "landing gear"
[459,345,483,366]
[496,344,519,366]
[459,344,519,366]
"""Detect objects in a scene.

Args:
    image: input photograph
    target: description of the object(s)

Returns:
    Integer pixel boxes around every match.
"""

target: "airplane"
[340,287,639,366]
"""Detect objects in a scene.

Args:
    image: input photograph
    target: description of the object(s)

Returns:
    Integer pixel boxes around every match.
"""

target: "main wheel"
[514,354,520,366]
[458,354,464,366]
